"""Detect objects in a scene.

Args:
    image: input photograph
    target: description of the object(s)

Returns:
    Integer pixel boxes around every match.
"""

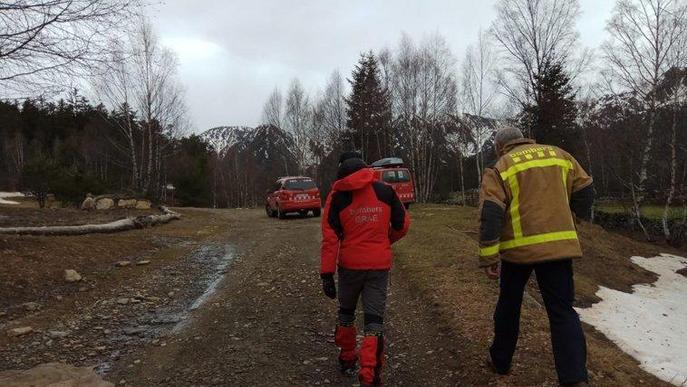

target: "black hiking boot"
[485,352,511,375]
[339,358,357,377]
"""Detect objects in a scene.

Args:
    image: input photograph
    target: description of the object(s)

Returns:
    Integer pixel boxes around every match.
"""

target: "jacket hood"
[333,167,375,192]
[500,138,536,156]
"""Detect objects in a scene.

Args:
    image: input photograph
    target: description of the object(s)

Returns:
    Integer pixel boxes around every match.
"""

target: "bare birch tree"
[262,87,283,128]
[93,18,186,195]
[0,0,142,93]
[318,70,347,146]
[131,20,186,194]
[461,29,499,181]
[94,39,140,188]
[661,20,687,242]
[284,78,312,174]
[603,0,687,239]
[490,0,582,118]
[388,33,458,202]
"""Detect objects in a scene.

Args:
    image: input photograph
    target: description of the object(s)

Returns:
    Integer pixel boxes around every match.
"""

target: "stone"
[118,198,137,209]
[116,298,130,305]
[114,261,131,267]
[64,269,82,283]
[81,195,96,211]
[136,260,151,266]
[7,326,33,337]
[0,362,114,387]
[48,330,70,339]
[135,200,152,210]
[95,197,115,210]
[23,302,40,312]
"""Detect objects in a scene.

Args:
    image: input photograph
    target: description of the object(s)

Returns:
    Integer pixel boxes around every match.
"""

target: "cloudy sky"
[147,0,616,133]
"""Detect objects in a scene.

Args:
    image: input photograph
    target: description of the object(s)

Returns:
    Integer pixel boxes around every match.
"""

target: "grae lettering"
[349,206,383,224]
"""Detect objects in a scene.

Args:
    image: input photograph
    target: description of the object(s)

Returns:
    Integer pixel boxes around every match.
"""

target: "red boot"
[359,334,384,386]
[335,325,358,374]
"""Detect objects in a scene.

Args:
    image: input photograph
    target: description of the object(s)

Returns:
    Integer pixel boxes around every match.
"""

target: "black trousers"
[490,259,588,385]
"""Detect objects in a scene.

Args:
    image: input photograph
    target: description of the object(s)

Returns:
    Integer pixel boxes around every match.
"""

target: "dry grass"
[393,204,671,386]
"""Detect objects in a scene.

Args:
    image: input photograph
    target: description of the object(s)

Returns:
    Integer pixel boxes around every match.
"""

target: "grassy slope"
[596,203,684,220]
[393,204,671,386]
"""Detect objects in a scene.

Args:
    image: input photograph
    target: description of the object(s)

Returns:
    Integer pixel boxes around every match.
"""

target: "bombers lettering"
[349,206,383,224]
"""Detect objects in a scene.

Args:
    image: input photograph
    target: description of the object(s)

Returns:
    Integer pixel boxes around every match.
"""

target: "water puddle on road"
[93,242,237,375]
[171,244,236,332]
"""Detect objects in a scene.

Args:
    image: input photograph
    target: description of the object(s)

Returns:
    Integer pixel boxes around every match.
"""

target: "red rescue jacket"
[320,168,410,273]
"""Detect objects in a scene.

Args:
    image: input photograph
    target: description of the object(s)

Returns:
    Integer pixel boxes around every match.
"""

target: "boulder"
[64,269,82,283]
[80,194,95,211]
[135,200,152,210]
[95,197,114,210]
[118,198,137,209]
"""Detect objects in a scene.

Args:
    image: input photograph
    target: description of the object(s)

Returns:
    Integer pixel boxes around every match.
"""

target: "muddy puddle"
[95,242,237,375]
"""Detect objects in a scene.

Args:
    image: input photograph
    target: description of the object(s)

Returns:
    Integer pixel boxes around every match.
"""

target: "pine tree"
[345,52,392,162]
[519,61,580,154]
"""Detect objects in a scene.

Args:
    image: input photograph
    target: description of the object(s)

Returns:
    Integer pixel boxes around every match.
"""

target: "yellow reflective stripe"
[561,163,570,192]
[507,175,523,238]
[500,158,573,181]
[500,231,578,250]
[480,244,500,257]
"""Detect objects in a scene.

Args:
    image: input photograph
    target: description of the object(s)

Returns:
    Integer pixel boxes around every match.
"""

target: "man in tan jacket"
[479,127,594,387]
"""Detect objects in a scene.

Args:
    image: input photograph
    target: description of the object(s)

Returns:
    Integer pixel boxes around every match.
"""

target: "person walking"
[478,127,594,387]
[320,152,410,386]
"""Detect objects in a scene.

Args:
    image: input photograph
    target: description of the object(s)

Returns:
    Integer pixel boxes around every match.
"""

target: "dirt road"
[0,206,672,386]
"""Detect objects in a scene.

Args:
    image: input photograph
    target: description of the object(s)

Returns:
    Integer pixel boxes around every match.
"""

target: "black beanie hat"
[338,151,363,165]
[337,157,367,179]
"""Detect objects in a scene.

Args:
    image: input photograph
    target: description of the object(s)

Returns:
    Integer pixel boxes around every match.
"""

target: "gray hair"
[494,126,524,148]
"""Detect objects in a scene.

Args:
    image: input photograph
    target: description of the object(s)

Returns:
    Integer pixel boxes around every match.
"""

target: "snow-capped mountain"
[200,125,296,162]
[200,126,254,154]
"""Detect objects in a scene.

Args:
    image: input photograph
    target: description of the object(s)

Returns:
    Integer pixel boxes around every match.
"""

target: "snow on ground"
[577,253,687,386]
[0,192,24,205]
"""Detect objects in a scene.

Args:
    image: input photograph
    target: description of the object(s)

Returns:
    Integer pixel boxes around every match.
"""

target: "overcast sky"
[147,0,616,133]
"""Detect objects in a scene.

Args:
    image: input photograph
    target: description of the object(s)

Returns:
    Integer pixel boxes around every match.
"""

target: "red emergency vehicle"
[265,176,321,219]
[371,158,415,208]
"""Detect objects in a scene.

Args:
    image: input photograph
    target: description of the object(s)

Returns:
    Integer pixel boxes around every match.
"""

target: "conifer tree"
[345,52,392,162]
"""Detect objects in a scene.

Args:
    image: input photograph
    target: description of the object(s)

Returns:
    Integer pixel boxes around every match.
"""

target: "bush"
[22,158,106,207]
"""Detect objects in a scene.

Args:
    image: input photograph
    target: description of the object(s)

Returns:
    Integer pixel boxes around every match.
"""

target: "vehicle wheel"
[266,205,273,218]
[404,203,411,210]
[313,208,321,217]
[299,210,307,218]
[278,207,286,219]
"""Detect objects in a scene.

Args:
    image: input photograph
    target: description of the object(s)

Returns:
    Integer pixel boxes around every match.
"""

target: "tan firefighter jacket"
[478,138,593,267]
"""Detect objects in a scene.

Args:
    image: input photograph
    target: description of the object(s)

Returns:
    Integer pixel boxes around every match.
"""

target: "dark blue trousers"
[490,259,588,385]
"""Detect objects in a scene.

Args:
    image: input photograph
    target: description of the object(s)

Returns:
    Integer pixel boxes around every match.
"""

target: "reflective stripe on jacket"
[478,139,593,267]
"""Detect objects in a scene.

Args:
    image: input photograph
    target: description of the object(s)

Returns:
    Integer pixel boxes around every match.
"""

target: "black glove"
[321,273,336,299]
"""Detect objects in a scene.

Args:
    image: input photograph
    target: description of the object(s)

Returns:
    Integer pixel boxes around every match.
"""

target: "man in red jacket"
[321,152,410,387]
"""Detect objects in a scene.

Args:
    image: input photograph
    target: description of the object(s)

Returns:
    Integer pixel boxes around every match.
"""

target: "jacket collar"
[500,138,536,156]
[332,167,375,192]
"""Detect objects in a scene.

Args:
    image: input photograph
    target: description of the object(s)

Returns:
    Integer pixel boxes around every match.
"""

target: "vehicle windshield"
[382,170,411,183]
[284,179,316,190]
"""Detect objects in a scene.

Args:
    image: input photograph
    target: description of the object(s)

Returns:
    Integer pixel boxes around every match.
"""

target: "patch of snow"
[0,192,24,205]
[577,254,687,386]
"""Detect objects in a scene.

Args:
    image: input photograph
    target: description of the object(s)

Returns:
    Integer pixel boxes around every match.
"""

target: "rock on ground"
[118,199,137,209]
[64,269,82,282]
[7,326,33,337]
[95,198,115,210]
[135,200,152,210]
[0,362,113,387]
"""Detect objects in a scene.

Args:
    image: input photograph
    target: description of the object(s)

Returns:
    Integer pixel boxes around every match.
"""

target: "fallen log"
[0,207,181,236]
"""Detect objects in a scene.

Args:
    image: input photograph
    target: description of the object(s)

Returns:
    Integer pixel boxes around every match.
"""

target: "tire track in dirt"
[111,209,472,386]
